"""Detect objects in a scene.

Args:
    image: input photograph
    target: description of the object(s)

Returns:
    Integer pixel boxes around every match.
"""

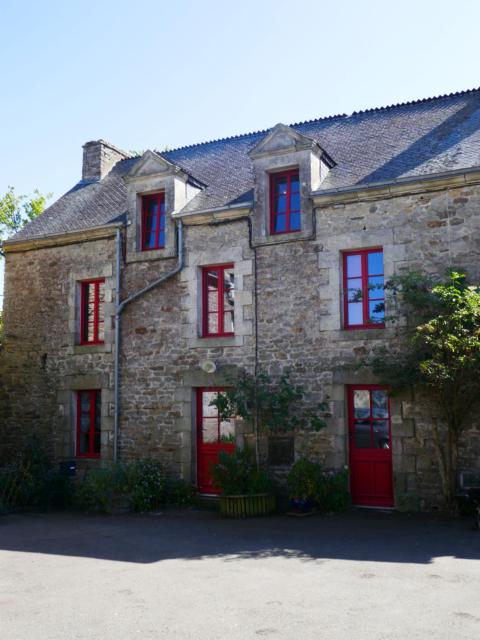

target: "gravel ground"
[1,509,479,640]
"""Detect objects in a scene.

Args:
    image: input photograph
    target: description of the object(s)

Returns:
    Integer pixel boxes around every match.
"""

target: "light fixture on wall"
[200,360,217,374]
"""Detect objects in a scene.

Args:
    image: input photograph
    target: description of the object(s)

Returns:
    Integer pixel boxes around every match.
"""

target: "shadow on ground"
[1,509,479,565]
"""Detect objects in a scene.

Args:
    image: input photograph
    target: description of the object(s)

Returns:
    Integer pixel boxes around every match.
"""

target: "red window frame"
[141,192,166,251]
[76,389,101,458]
[80,279,105,345]
[202,264,235,337]
[343,248,385,329]
[270,168,301,235]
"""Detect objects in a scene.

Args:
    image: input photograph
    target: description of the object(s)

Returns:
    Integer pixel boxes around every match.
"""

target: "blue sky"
[1,0,480,301]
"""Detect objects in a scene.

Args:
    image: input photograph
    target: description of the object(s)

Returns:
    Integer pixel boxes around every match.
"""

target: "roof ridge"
[160,87,480,155]
[349,86,480,117]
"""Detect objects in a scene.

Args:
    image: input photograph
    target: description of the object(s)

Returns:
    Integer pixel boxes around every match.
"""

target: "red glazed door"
[197,388,235,494]
[348,385,393,507]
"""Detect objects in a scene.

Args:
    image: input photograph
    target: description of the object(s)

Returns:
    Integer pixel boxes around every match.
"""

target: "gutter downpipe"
[113,220,184,463]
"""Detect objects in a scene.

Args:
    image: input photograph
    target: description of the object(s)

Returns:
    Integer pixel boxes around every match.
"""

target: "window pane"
[348,302,363,325]
[223,310,234,333]
[354,420,371,448]
[371,390,389,418]
[274,214,286,233]
[202,391,218,417]
[373,420,390,449]
[220,419,235,442]
[223,270,235,308]
[290,211,301,231]
[79,433,89,454]
[208,314,218,333]
[80,392,90,411]
[275,177,288,195]
[369,301,384,323]
[276,195,287,214]
[290,192,300,212]
[80,413,90,433]
[158,229,165,247]
[290,176,300,192]
[94,433,101,454]
[346,254,362,277]
[368,276,384,299]
[347,278,362,302]
[208,289,219,312]
[368,252,383,275]
[354,390,370,417]
[202,418,218,443]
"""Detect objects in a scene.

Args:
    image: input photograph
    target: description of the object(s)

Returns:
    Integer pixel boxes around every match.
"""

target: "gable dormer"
[248,124,334,243]
[125,150,202,262]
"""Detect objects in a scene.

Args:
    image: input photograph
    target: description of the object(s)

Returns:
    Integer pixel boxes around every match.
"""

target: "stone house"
[2,88,480,510]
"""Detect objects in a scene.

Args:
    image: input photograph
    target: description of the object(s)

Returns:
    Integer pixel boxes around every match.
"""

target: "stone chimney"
[82,139,130,182]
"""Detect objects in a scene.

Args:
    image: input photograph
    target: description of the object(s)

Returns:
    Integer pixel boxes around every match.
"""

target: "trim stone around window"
[343,248,385,329]
[76,389,101,458]
[270,168,301,235]
[202,264,235,337]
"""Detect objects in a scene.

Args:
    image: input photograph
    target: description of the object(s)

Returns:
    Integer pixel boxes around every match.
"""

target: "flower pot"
[219,493,276,518]
[289,498,316,513]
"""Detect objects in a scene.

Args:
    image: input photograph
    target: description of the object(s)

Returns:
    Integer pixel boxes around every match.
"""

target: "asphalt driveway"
[1,509,479,639]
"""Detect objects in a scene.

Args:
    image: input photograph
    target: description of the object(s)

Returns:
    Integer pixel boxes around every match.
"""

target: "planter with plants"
[210,368,330,517]
[211,448,275,517]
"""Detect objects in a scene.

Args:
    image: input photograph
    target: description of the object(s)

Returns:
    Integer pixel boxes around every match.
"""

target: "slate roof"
[10,87,480,243]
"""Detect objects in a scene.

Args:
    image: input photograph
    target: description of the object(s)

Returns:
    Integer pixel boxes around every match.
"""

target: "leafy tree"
[369,271,480,513]
[211,369,330,469]
[0,186,51,256]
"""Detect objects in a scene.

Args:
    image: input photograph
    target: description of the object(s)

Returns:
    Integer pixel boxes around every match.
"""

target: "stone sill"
[72,344,112,355]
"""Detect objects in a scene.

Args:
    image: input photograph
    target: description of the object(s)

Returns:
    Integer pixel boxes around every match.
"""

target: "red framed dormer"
[343,248,385,329]
[80,279,105,345]
[270,168,301,235]
[141,192,166,251]
[202,264,235,337]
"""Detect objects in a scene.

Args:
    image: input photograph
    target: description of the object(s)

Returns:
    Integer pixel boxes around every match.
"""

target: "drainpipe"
[113,220,184,462]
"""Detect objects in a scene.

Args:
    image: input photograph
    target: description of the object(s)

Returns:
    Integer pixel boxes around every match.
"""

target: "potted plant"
[287,458,324,513]
[211,448,275,517]
[210,368,330,517]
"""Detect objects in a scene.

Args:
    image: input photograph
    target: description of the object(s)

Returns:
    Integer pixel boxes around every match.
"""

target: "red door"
[197,388,235,495]
[348,385,393,507]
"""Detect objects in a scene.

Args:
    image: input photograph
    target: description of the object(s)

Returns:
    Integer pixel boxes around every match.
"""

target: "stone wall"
[1,180,480,509]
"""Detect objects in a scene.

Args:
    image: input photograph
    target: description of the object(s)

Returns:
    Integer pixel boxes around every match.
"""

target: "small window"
[80,279,105,344]
[142,192,166,250]
[343,249,385,329]
[76,390,101,458]
[202,264,235,337]
[270,169,300,234]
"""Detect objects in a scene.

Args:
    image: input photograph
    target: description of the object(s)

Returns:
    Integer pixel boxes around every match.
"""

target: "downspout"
[113,220,184,463]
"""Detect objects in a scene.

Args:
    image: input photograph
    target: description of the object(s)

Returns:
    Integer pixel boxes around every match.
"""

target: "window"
[202,264,235,337]
[270,169,301,234]
[343,249,384,329]
[80,279,105,344]
[349,386,391,450]
[76,390,101,458]
[142,192,166,250]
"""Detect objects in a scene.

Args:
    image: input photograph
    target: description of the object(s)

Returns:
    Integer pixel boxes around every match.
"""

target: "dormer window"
[142,192,166,250]
[270,169,300,234]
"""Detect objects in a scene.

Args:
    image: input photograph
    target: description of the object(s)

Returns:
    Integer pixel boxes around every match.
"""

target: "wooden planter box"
[219,493,276,518]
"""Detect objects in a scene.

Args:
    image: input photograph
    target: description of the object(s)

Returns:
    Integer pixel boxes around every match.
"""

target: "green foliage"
[74,459,168,512]
[0,438,73,512]
[287,458,350,512]
[211,449,273,496]
[212,369,329,438]
[0,186,51,254]
[287,458,325,501]
[368,270,480,513]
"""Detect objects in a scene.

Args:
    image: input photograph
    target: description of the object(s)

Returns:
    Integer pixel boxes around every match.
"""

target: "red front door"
[348,385,394,507]
[197,388,235,494]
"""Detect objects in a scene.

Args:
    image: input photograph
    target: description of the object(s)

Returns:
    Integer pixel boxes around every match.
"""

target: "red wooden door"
[197,388,235,495]
[348,385,393,507]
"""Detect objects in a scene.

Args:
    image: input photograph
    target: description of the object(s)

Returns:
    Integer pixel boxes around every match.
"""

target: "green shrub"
[128,459,167,512]
[74,465,127,512]
[164,479,196,506]
[286,458,350,513]
[211,449,273,496]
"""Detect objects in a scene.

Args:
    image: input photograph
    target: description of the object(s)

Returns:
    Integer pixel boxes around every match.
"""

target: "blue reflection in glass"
[290,212,301,230]
[290,193,300,212]
[368,252,383,275]
[275,214,286,232]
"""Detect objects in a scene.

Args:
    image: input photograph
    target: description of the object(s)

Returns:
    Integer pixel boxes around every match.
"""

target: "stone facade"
[2,125,480,512]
